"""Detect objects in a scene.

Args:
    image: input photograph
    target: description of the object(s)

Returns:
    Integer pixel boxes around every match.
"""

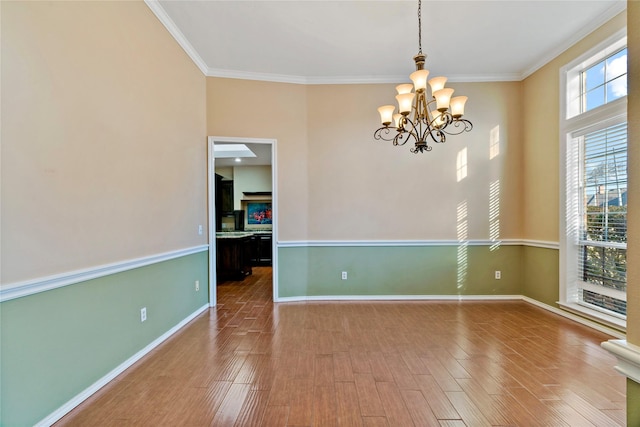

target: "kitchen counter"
[216,232,255,239]
[216,231,272,238]
[245,230,273,235]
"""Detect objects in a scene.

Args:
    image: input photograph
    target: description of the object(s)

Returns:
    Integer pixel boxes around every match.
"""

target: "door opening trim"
[207,136,278,306]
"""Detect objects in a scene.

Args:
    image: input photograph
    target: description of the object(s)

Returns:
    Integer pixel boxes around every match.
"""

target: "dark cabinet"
[220,180,234,212]
[215,174,234,230]
[250,234,272,266]
[216,236,252,280]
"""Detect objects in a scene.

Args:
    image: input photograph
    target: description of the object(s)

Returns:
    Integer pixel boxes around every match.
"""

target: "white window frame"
[559,29,627,331]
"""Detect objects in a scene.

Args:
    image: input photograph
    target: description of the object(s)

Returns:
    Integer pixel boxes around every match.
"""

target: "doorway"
[207,136,277,307]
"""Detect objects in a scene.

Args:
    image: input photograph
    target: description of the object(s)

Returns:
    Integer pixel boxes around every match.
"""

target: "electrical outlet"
[140,307,147,322]
[195,280,200,291]
[341,271,348,280]
[495,270,501,280]
[198,225,203,235]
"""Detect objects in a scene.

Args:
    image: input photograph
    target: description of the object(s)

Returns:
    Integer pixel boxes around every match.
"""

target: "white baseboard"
[522,296,625,338]
[35,303,209,427]
[276,294,625,339]
[276,294,523,303]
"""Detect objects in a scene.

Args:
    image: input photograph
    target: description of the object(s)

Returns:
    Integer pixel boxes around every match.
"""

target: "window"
[561,31,627,326]
[575,123,627,315]
[582,48,627,112]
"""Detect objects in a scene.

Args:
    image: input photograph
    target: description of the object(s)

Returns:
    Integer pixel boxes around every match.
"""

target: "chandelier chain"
[417,0,422,54]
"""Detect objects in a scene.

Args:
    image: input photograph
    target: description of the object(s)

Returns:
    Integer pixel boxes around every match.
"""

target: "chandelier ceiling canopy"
[374,0,473,154]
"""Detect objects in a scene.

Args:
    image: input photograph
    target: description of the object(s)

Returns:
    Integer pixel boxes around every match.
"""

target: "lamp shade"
[432,110,446,128]
[396,93,415,115]
[450,96,467,118]
[433,88,454,111]
[393,113,403,129]
[396,84,414,95]
[428,76,448,93]
[378,105,395,125]
[410,69,429,92]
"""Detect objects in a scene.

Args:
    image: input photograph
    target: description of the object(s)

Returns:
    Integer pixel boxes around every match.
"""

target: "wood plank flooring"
[55,267,626,426]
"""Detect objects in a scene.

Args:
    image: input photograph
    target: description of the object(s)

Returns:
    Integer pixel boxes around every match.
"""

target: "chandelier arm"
[438,118,474,136]
[373,126,395,142]
[393,132,410,146]
[421,127,447,144]
[374,125,420,147]
[395,116,421,146]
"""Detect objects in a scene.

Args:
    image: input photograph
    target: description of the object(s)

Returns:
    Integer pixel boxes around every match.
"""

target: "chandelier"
[374,0,472,154]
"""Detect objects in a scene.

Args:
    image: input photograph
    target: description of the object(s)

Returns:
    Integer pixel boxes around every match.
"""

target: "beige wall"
[233,165,272,210]
[1,1,207,284]
[207,79,523,241]
[206,78,309,241]
[522,11,626,242]
[214,166,234,181]
[306,82,523,240]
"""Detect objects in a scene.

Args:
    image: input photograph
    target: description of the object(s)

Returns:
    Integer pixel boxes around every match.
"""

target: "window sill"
[558,302,626,333]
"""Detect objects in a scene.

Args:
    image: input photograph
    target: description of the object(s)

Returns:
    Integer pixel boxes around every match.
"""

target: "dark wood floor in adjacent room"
[56,266,626,426]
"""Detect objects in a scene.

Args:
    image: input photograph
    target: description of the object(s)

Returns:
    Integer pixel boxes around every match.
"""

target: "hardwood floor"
[56,267,626,426]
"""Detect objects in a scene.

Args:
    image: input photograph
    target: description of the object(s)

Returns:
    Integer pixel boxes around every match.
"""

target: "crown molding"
[147,0,626,85]
[207,71,523,85]
[520,0,627,80]
[206,68,308,85]
[144,0,208,75]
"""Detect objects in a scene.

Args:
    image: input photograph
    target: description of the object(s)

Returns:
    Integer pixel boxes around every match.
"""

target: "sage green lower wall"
[521,246,560,306]
[0,251,209,427]
[278,245,524,298]
[629,379,640,426]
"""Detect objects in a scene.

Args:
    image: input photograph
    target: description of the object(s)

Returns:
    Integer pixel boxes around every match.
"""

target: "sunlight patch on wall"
[490,125,500,160]
[457,200,469,290]
[456,147,468,182]
[489,179,501,251]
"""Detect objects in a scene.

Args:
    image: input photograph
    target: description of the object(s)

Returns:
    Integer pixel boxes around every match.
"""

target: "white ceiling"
[149,0,625,83]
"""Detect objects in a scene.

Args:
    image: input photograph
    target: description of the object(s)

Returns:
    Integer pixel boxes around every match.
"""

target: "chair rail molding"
[276,239,559,249]
[601,339,640,384]
[0,245,209,302]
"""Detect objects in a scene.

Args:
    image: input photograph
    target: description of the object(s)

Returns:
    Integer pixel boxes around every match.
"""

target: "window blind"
[578,122,627,316]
